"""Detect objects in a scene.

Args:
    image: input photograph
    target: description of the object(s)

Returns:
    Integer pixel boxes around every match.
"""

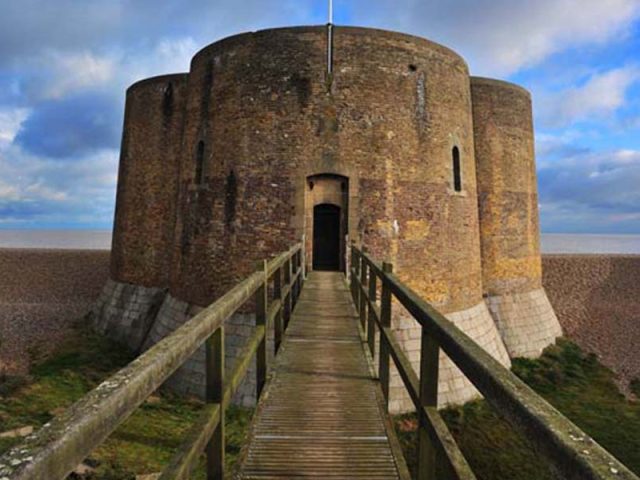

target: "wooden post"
[273,265,283,354]
[283,256,292,330]
[350,244,356,302]
[256,260,268,398]
[379,261,393,410]
[291,251,297,306]
[301,235,307,280]
[353,248,361,312]
[205,327,224,480]
[367,268,377,358]
[359,256,368,331]
[294,250,301,305]
[417,327,440,480]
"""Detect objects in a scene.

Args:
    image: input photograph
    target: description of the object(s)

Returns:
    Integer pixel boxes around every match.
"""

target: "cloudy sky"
[0,0,639,233]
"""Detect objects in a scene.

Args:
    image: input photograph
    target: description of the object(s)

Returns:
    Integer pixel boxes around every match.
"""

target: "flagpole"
[327,0,334,74]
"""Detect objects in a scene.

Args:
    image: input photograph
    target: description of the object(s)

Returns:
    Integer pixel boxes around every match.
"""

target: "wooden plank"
[237,272,406,479]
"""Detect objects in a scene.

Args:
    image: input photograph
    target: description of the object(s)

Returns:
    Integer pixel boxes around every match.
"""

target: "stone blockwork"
[388,302,511,411]
[485,289,562,358]
[94,25,561,409]
[143,295,274,406]
[91,279,165,352]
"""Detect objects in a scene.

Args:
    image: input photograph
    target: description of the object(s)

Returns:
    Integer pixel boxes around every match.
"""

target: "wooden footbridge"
[1,242,637,480]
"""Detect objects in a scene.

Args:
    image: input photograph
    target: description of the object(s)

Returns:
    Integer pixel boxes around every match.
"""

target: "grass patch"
[394,339,640,479]
[0,323,253,479]
[631,378,640,398]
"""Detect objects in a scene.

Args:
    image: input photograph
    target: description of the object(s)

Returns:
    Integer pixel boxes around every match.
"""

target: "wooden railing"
[0,242,305,480]
[349,245,638,480]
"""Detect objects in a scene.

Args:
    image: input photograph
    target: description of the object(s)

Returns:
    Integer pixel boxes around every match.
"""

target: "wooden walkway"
[237,271,408,479]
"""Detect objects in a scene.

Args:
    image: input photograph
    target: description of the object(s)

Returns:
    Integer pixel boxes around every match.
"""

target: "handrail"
[349,245,638,480]
[0,242,306,480]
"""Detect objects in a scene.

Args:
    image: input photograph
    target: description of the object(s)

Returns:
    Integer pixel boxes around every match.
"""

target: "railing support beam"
[283,257,292,330]
[366,266,377,359]
[273,266,283,354]
[205,327,224,480]
[418,330,440,480]
[256,260,268,398]
[378,261,393,410]
[359,255,368,331]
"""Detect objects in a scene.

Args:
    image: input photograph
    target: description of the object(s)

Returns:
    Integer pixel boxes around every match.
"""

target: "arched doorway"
[305,174,348,272]
[313,204,341,271]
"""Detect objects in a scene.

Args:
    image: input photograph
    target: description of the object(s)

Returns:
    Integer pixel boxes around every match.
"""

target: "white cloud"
[537,66,640,127]
[119,37,199,87]
[353,0,640,75]
[538,148,640,232]
[0,181,20,201]
[0,108,30,150]
[24,182,68,201]
[37,51,116,100]
[0,144,118,225]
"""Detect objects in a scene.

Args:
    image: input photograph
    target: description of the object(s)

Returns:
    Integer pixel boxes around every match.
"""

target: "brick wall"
[111,74,188,287]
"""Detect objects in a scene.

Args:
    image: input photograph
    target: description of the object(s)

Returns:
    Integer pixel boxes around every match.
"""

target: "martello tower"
[93,26,562,411]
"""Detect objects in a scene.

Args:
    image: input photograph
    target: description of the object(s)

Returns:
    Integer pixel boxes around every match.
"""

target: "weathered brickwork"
[111,74,188,287]
[471,77,541,295]
[94,26,560,409]
[471,77,562,357]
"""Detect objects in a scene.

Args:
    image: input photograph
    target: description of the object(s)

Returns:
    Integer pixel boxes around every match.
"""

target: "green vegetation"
[0,323,253,479]
[3,326,638,480]
[394,339,640,479]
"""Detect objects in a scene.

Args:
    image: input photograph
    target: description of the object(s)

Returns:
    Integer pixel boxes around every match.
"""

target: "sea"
[0,230,638,254]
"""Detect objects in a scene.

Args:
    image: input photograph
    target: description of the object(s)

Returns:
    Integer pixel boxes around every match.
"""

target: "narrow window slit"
[452,146,462,192]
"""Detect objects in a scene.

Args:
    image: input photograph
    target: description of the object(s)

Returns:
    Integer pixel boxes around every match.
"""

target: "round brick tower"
[94,25,558,411]
[471,77,562,357]
[92,74,188,351]
[138,27,510,408]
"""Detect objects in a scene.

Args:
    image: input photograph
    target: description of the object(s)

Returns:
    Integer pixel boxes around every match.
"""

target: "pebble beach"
[543,254,640,394]
[0,249,109,375]
[0,248,638,395]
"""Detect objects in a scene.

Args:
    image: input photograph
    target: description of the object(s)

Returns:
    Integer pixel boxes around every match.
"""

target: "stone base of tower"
[140,294,274,407]
[387,301,511,413]
[485,288,562,359]
[90,281,271,407]
[90,279,166,352]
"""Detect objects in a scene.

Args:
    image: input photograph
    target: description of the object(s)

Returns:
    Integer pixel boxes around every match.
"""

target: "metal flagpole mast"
[327,0,334,74]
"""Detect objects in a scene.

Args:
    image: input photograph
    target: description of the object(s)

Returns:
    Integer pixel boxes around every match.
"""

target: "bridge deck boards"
[237,271,405,479]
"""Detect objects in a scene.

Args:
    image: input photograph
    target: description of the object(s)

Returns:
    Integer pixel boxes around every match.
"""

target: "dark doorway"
[313,204,341,271]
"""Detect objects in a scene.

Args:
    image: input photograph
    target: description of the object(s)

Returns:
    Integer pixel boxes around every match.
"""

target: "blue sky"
[0,0,639,233]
